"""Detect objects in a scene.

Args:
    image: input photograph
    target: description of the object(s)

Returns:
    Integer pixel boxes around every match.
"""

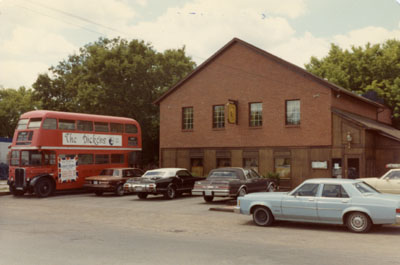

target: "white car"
[359,169,400,194]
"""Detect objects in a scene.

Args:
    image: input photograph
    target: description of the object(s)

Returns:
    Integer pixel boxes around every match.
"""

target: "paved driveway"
[1,193,400,265]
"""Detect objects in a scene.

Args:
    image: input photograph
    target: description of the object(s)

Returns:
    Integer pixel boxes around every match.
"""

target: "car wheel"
[138,193,148,199]
[252,206,274,226]
[203,195,213,202]
[34,178,54,198]
[346,212,372,233]
[267,183,276,192]
[164,185,176,199]
[95,191,103,196]
[115,184,124,196]
[238,188,247,197]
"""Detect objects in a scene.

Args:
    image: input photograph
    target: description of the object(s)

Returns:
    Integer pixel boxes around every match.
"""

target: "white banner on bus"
[62,133,122,146]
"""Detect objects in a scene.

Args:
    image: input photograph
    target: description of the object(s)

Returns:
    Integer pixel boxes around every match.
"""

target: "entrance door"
[347,158,360,179]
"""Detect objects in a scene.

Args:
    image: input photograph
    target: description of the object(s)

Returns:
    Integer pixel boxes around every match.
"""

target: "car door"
[177,170,194,190]
[281,183,320,220]
[317,184,351,222]
[244,169,266,193]
[376,171,400,194]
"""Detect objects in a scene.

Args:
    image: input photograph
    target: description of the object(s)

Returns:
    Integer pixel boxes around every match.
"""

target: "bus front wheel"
[34,178,54,198]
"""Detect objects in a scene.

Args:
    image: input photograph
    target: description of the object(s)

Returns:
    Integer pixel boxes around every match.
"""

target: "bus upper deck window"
[59,119,76,130]
[125,124,138,133]
[17,119,29,130]
[28,118,42,129]
[42,118,57,129]
[110,123,123,133]
[77,120,93,131]
[95,122,109,132]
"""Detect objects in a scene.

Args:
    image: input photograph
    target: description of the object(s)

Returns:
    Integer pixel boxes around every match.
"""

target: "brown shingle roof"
[332,108,400,141]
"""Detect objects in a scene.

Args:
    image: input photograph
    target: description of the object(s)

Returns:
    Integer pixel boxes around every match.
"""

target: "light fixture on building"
[346,131,352,149]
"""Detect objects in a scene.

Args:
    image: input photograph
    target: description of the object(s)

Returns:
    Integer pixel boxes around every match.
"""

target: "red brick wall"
[160,42,335,149]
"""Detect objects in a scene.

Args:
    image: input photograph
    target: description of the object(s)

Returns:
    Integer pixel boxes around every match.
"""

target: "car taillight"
[396,209,400,214]
[217,186,229,189]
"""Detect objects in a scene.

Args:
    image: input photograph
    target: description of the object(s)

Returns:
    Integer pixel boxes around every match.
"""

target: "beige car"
[359,169,400,194]
[84,168,144,196]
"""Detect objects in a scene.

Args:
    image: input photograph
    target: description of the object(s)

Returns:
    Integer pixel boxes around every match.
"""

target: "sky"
[0,0,400,89]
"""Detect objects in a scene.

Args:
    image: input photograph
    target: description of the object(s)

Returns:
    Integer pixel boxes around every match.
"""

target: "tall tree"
[305,40,400,126]
[0,87,41,137]
[33,37,196,164]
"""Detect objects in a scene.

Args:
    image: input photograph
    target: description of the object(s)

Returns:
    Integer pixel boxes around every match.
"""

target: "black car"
[123,168,205,199]
[192,167,277,202]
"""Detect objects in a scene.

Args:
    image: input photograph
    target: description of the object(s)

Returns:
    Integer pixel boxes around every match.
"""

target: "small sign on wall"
[312,161,328,169]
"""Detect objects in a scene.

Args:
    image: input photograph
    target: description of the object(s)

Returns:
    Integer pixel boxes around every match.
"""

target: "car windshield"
[354,182,380,194]
[143,171,168,179]
[208,171,239,179]
[99,169,119,176]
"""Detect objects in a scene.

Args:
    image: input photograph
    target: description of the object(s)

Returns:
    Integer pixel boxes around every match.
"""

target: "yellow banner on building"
[227,102,237,124]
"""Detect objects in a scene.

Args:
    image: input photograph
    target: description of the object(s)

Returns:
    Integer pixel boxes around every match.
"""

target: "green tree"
[0,87,41,137]
[305,40,400,126]
[33,37,196,164]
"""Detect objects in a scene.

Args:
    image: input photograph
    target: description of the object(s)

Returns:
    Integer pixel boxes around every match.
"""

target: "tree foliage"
[305,40,400,126]
[33,37,196,164]
[0,87,41,137]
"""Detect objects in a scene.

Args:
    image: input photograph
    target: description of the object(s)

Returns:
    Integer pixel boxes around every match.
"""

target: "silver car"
[235,178,400,233]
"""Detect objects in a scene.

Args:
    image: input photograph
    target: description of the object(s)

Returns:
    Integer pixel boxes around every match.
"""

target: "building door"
[347,158,360,179]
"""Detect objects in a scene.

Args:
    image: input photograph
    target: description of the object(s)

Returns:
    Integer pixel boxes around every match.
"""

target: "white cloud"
[0,61,49,88]
[126,0,302,64]
[1,26,77,56]
[333,26,400,49]
[271,32,330,67]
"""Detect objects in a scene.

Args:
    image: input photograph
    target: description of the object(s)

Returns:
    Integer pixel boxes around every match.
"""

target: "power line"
[20,0,128,36]
[14,3,106,37]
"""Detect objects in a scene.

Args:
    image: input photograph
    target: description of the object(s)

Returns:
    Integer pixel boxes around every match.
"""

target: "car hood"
[126,177,166,184]
[86,176,124,181]
[242,191,289,200]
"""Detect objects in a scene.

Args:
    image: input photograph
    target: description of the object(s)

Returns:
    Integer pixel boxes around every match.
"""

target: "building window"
[243,150,259,172]
[182,107,194,130]
[275,157,291,179]
[249,103,262,127]
[213,105,225,128]
[286,100,300,125]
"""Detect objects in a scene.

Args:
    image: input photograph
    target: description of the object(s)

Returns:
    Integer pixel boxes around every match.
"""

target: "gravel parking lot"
[1,192,400,265]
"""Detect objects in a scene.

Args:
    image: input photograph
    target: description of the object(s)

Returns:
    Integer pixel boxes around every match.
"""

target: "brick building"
[154,38,400,188]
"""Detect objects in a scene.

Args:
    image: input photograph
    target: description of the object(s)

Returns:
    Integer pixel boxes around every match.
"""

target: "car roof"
[303,178,362,184]
[145,168,187,173]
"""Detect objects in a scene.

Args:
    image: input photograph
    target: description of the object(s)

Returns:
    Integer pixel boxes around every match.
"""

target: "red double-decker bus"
[8,110,142,197]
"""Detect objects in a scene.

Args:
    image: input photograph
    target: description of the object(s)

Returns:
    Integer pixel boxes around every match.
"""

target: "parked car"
[192,167,277,202]
[84,168,144,196]
[359,169,400,194]
[235,178,400,233]
[123,168,205,199]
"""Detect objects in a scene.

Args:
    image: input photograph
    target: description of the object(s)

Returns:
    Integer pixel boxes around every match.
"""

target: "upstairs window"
[213,105,225,128]
[59,119,76,130]
[286,100,300,125]
[28,118,42,129]
[125,124,138,134]
[42,118,57,129]
[182,107,194,130]
[95,122,109,132]
[110,123,124,133]
[17,119,28,129]
[249,103,262,127]
[77,120,93,131]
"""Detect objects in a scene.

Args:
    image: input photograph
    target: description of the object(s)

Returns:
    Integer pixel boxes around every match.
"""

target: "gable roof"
[154,38,383,108]
[332,108,400,142]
